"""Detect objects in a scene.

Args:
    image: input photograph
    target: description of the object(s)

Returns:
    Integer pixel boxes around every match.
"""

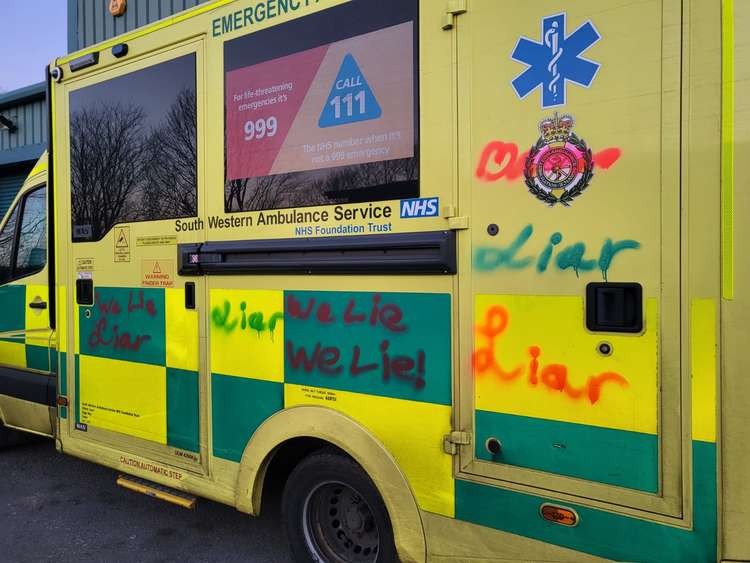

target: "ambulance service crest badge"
[524,113,594,207]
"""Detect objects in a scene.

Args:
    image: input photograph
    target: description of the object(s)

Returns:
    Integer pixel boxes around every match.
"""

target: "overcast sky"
[0,1,67,93]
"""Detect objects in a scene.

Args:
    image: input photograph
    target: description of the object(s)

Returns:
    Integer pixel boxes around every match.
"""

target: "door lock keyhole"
[485,437,502,456]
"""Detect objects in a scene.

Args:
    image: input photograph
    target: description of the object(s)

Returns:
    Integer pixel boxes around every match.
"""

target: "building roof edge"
[0,82,46,111]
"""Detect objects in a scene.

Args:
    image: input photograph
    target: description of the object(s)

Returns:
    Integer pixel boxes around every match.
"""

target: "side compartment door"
[59,41,206,471]
[457,1,683,516]
[0,181,55,435]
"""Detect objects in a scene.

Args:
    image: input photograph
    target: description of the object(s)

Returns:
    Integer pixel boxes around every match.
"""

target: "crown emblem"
[524,112,594,206]
[539,113,575,146]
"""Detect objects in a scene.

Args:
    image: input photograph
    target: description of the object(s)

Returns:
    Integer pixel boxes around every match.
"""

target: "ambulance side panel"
[44,1,747,562]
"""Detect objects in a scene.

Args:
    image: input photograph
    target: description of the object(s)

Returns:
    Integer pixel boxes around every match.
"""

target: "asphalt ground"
[0,438,292,562]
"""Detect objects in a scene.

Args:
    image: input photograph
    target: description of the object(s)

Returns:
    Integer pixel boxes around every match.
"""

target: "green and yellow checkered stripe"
[454,299,718,563]
[0,284,54,373]
[208,288,455,517]
[73,286,199,452]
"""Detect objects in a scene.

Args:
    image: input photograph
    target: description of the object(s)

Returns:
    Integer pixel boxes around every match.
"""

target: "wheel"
[282,450,398,563]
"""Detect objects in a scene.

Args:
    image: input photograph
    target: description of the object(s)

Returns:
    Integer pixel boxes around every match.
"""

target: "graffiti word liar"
[88,290,156,352]
[473,306,628,404]
[286,293,425,391]
[212,300,283,336]
[476,141,622,183]
[474,224,640,280]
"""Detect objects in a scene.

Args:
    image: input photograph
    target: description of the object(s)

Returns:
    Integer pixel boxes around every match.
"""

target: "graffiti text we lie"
[88,290,156,352]
[473,306,628,404]
[286,293,426,391]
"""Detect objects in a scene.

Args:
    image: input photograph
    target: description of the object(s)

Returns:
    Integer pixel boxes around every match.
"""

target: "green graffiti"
[212,301,238,332]
[475,225,641,281]
[556,243,597,277]
[599,238,641,281]
[212,300,283,337]
[536,232,563,273]
[474,224,535,271]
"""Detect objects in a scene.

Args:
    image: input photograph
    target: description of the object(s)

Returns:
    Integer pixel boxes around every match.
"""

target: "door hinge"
[443,431,472,455]
[448,216,469,230]
[442,0,467,30]
[442,206,470,230]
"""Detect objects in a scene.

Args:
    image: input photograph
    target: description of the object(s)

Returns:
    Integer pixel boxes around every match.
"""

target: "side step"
[116,474,197,509]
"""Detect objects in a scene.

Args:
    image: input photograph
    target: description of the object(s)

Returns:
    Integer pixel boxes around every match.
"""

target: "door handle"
[585,283,643,333]
[29,300,48,310]
[185,282,195,310]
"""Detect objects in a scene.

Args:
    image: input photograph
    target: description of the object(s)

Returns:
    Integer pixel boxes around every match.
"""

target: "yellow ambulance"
[0,1,748,561]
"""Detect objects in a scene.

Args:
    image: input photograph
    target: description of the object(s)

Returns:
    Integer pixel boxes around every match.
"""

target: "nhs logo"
[400,197,439,219]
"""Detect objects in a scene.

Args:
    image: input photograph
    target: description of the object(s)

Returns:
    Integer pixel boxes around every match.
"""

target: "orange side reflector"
[540,504,579,527]
[109,0,126,17]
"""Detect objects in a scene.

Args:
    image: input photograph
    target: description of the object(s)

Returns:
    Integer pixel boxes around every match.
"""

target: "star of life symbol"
[511,13,601,109]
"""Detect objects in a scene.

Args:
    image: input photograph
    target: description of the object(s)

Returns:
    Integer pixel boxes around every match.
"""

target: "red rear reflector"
[56,396,69,407]
[540,504,579,527]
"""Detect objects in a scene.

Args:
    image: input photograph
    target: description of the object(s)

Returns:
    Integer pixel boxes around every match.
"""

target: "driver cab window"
[0,205,20,284]
[0,186,47,285]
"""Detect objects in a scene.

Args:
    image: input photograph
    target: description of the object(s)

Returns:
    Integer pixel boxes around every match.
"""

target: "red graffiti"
[88,317,151,351]
[88,290,154,353]
[473,306,628,404]
[286,340,426,390]
[286,293,406,333]
[476,142,622,183]
[127,290,157,316]
[476,142,529,182]
[285,293,424,390]
[591,147,622,170]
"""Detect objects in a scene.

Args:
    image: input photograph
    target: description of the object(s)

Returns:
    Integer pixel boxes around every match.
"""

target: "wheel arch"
[234,405,427,563]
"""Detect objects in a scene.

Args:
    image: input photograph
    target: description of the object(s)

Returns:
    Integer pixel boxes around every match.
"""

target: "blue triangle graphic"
[318,54,382,128]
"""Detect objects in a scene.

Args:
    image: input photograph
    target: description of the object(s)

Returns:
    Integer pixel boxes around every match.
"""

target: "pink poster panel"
[226,22,414,182]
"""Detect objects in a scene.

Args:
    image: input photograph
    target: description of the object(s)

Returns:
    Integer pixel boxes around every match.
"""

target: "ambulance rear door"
[456,0,683,518]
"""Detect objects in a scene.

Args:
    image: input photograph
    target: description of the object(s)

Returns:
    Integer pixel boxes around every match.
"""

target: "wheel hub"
[303,481,380,563]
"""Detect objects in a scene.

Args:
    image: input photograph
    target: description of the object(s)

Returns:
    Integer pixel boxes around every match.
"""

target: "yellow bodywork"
[0,1,744,562]
[0,154,53,438]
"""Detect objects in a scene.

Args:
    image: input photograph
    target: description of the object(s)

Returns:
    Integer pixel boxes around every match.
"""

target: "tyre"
[282,450,398,563]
